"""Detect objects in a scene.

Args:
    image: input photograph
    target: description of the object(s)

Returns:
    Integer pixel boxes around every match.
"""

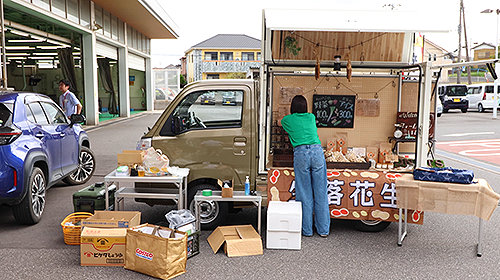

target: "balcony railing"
[202,60,261,72]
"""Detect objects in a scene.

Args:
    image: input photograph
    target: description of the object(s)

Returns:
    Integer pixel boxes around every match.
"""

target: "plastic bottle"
[245,176,250,195]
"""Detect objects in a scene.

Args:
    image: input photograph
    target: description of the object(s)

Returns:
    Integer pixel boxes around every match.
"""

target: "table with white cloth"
[395,174,500,256]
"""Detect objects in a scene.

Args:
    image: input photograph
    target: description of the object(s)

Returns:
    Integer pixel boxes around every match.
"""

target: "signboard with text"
[267,168,424,224]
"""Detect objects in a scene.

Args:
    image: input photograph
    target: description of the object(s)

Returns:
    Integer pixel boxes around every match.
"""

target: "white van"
[466,83,500,112]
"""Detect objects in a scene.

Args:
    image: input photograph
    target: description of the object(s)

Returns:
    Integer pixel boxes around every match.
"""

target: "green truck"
[137,9,450,230]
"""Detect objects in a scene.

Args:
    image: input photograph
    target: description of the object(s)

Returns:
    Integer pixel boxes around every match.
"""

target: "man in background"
[58,79,82,119]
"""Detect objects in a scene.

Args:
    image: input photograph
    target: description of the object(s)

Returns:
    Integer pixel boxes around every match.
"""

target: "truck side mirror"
[172,116,182,134]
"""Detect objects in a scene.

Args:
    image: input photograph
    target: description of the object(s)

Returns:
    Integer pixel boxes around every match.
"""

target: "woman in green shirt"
[281,95,330,237]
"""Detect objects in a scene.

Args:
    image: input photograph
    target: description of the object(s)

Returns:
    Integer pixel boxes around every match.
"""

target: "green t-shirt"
[281,113,321,147]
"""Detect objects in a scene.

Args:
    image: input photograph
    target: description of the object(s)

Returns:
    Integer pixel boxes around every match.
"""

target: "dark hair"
[59,79,71,87]
[290,95,308,114]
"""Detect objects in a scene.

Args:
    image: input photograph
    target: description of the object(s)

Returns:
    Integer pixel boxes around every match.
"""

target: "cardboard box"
[81,211,141,228]
[80,227,127,266]
[218,179,233,198]
[117,150,144,167]
[207,225,263,257]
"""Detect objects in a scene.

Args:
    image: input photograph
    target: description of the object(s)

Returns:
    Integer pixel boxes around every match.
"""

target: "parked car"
[200,92,215,105]
[0,92,95,224]
[437,98,443,117]
[437,84,468,113]
[466,83,500,112]
[222,92,236,106]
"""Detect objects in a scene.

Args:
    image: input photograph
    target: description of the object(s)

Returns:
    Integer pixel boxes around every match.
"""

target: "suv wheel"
[461,108,467,113]
[63,146,95,185]
[12,167,46,224]
[188,184,228,230]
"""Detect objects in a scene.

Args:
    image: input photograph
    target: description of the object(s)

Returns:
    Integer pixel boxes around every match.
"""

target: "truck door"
[155,86,252,187]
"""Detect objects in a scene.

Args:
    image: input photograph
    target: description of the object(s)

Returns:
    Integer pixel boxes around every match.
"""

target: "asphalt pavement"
[1,110,500,279]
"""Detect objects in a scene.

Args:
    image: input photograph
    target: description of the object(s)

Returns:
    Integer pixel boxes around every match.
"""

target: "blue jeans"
[293,144,330,236]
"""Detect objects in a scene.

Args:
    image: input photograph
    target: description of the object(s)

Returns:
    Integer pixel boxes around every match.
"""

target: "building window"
[51,0,65,18]
[257,52,261,60]
[207,74,219,79]
[80,0,91,28]
[205,52,218,60]
[95,4,103,35]
[103,10,111,38]
[428,54,431,61]
[433,54,437,61]
[33,0,50,10]
[67,0,79,24]
[242,52,254,60]
[111,15,118,41]
[220,52,233,60]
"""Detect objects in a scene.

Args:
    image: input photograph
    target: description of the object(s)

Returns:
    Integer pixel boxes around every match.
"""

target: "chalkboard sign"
[313,95,356,128]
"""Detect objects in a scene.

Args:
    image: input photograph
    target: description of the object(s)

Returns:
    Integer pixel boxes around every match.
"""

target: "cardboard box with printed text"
[80,227,127,266]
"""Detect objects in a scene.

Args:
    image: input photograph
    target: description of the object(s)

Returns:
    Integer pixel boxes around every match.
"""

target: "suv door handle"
[35,132,44,139]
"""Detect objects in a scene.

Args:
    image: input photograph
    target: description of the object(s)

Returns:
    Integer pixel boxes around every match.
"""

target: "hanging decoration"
[314,43,321,80]
[346,52,352,82]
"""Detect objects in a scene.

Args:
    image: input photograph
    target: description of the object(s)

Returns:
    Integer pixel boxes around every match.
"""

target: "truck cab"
[139,79,260,228]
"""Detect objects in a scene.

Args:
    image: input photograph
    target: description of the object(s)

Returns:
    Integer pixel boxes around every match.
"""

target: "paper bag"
[125,224,187,280]
[336,132,348,155]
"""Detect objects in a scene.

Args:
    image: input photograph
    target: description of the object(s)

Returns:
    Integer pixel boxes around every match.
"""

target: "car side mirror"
[70,114,86,127]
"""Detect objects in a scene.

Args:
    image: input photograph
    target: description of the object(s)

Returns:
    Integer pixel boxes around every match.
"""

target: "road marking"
[442,132,494,137]
[437,138,500,145]
[436,150,500,175]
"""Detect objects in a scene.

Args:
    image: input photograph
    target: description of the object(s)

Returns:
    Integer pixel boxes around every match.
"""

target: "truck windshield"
[446,86,467,96]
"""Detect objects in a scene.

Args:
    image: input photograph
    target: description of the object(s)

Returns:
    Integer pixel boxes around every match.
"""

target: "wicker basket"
[60,212,93,245]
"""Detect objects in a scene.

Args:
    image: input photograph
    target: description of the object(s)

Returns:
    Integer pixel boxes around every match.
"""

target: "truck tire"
[188,184,228,230]
[12,167,46,225]
[351,220,390,232]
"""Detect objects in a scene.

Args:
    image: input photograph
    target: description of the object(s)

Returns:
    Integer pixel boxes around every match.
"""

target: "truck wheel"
[188,184,228,230]
[12,167,46,225]
[351,220,390,232]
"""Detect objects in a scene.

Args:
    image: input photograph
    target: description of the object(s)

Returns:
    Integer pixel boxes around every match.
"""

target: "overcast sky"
[152,0,500,67]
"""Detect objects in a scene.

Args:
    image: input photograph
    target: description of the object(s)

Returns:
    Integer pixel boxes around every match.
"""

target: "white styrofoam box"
[267,201,302,232]
[266,230,301,250]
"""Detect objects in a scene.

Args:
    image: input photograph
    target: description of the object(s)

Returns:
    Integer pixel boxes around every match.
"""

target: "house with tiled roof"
[184,34,261,82]
[472,42,497,61]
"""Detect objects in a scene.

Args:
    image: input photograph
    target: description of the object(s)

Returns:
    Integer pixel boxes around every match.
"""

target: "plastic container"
[165,209,196,230]
[60,212,93,245]
[266,201,302,250]
[245,176,250,195]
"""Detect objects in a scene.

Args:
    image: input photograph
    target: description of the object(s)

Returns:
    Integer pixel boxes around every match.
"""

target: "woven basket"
[60,212,93,245]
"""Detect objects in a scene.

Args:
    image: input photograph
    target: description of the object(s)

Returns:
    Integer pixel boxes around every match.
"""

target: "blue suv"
[0,92,95,224]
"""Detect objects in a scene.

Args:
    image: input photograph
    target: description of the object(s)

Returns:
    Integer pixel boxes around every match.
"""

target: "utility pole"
[457,1,462,84]
[461,0,472,84]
